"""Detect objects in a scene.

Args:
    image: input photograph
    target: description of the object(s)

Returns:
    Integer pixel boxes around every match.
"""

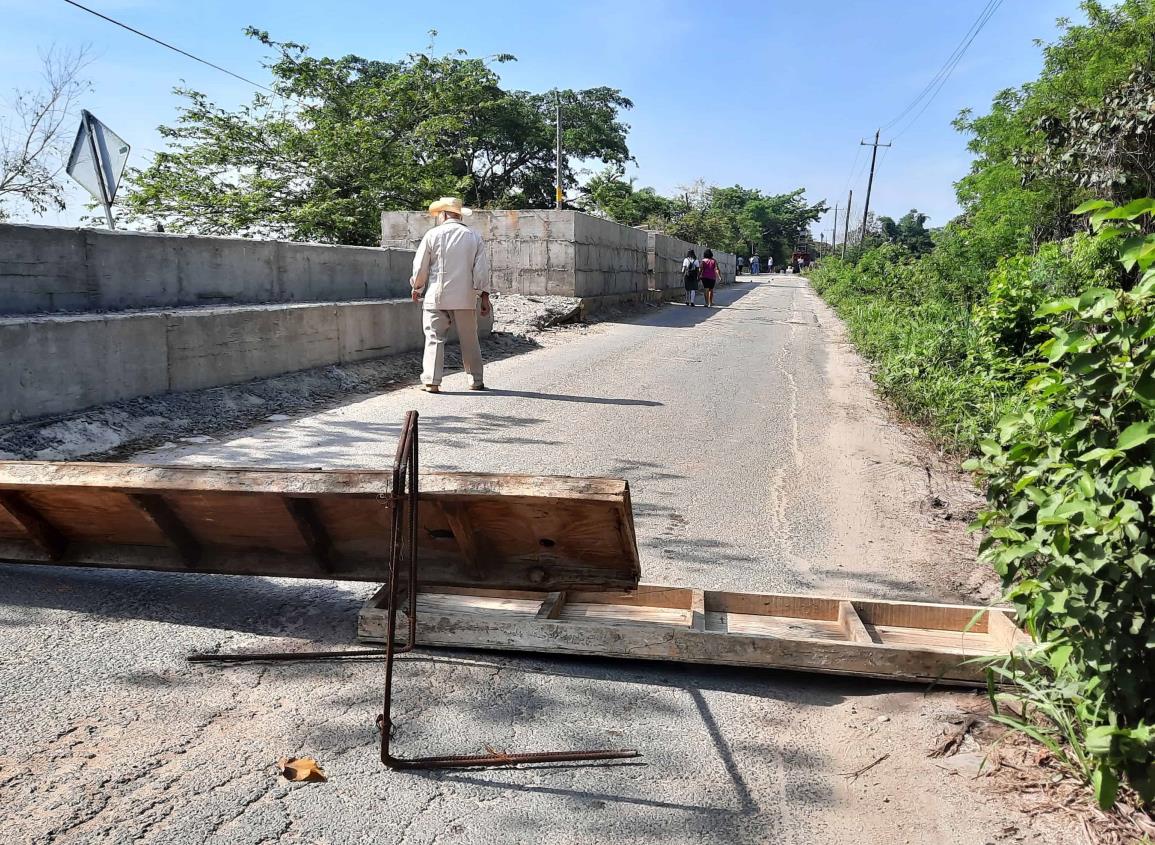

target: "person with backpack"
[699,249,720,307]
[682,249,700,306]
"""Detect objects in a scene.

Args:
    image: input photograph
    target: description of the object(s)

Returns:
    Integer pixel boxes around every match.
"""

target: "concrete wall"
[381,211,739,301]
[647,232,696,292]
[572,213,649,299]
[385,209,649,299]
[0,223,413,315]
[1,301,492,422]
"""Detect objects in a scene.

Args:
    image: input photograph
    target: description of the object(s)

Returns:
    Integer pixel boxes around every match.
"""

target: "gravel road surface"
[0,277,1074,844]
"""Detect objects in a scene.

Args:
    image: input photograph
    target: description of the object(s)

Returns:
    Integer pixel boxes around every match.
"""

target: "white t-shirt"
[682,257,699,272]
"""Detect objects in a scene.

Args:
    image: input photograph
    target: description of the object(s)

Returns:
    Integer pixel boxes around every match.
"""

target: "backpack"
[684,260,699,283]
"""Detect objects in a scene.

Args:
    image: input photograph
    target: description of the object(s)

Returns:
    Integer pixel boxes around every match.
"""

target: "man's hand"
[478,292,491,317]
[411,289,422,302]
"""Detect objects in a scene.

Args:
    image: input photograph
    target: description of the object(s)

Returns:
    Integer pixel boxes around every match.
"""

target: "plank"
[690,589,706,631]
[359,584,1031,687]
[437,501,485,579]
[0,462,629,500]
[283,497,333,571]
[536,591,567,620]
[0,461,640,591]
[128,494,202,567]
[0,491,67,560]
[838,601,877,644]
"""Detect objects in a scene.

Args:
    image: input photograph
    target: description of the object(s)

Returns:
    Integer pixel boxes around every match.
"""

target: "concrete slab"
[0,224,414,315]
[0,311,168,423]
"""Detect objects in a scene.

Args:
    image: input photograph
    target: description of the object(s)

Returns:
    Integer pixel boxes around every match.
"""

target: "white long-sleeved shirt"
[410,219,490,310]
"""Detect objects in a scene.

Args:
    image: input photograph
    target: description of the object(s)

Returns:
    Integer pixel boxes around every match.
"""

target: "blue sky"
[2,0,1085,235]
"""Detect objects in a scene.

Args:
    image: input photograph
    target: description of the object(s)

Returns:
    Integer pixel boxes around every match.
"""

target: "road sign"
[66,110,130,229]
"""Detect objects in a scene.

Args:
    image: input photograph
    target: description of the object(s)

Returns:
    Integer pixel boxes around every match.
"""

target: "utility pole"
[842,190,853,260]
[859,129,891,243]
[830,203,841,254]
[555,91,563,209]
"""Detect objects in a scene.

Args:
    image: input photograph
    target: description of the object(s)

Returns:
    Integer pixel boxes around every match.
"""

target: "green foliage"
[950,1,1155,259]
[877,209,934,255]
[579,174,824,263]
[966,202,1155,808]
[810,253,1026,449]
[125,31,633,244]
[1023,69,1155,203]
[974,232,1119,358]
[812,3,1155,814]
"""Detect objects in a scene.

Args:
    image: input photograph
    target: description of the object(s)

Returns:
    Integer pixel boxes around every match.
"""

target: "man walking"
[411,197,491,393]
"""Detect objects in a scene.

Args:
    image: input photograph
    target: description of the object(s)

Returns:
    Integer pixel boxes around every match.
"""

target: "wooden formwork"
[359,584,1030,686]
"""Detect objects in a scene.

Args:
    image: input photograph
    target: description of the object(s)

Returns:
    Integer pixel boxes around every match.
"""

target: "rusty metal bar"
[188,410,638,771]
[378,410,639,769]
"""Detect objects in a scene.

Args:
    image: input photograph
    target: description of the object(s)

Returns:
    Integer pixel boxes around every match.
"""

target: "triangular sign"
[66,110,130,205]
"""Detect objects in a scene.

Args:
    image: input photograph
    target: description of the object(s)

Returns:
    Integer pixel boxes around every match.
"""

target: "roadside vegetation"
[810,0,1155,822]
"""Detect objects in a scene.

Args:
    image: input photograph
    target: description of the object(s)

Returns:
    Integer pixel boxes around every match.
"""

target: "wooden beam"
[690,589,706,631]
[536,591,568,620]
[358,584,1032,688]
[0,461,641,591]
[838,601,877,644]
[128,494,202,567]
[0,492,67,560]
[283,497,333,572]
[0,461,630,501]
[437,502,485,579]
[988,609,1031,651]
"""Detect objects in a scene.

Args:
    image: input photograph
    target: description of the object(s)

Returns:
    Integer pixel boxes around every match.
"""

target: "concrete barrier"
[383,209,652,303]
[0,312,170,421]
[0,223,413,315]
[0,300,492,422]
[647,232,695,292]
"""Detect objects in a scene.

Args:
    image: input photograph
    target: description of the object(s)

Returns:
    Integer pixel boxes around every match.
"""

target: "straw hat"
[427,197,473,217]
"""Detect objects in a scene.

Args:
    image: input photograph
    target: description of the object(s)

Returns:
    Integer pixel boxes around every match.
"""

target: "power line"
[882,0,1002,132]
[61,0,286,101]
[887,0,1004,140]
[842,144,863,197]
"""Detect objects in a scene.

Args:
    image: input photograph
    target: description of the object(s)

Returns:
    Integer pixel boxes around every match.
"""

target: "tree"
[0,46,91,219]
[878,209,934,255]
[582,173,825,262]
[125,31,633,244]
[580,166,677,227]
[1023,68,1155,206]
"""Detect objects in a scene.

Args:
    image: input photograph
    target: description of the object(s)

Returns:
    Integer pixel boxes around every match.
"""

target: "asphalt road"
[0,277,1069,844]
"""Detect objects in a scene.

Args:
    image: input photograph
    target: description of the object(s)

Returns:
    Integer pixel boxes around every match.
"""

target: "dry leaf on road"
[278,757,326,782]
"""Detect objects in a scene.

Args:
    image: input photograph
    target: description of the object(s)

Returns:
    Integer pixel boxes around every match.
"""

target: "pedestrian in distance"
[682,249,700,306]
[766,255,774,273]
[735,255,745,276]
[410,197,491,393]
[699,249,720,307]
[750,253,761,275]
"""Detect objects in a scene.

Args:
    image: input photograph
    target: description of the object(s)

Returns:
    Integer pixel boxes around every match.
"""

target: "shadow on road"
[464,389,662,407]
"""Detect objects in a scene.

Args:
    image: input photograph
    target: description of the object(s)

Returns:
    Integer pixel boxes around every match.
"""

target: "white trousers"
[421,308,483,387]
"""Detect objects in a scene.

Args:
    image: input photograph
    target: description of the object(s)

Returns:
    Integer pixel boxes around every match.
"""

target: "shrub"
[974,232,1119,359]
[968,201,1155,809]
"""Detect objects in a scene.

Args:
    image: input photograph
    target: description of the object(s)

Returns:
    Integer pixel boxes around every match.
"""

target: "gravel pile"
[490,293,583,333]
